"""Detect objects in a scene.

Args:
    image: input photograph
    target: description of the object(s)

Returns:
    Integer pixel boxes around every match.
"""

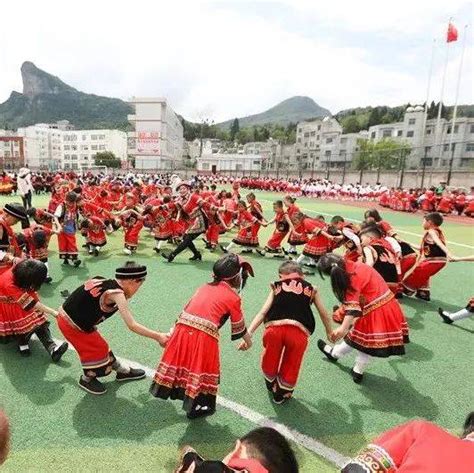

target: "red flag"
[447,22,458,42]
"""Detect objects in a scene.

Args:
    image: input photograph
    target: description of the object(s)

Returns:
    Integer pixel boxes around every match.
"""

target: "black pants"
[172,233,201,258]
[21,191,32,210]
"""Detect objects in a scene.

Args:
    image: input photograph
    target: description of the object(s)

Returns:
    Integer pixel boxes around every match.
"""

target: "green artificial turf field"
[0,191,473,472]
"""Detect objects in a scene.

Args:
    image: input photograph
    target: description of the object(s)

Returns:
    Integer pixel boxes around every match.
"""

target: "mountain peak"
[21,61,74,98]
[217,95,331,129]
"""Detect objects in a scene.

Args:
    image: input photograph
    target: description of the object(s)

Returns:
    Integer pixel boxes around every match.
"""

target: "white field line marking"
[50,338,349,468]
[259,198,474,250]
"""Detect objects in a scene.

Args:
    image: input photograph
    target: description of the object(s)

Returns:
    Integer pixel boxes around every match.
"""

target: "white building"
[197,153,262,173]
[295,117,343,170]
[128,97,184,170]
[368,106,474,169]
[17,121,127,170]
[61,129,127,170]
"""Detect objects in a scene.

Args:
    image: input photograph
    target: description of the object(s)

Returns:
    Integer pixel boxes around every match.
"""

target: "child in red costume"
[402,212,452,301]
[342,414,474,473]
[54,191,81,267]
[317,253,409,384]
[257,201,289,257]
[150,254,253,419]
[245,261,332,404]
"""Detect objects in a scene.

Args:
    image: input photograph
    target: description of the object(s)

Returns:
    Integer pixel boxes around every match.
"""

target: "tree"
[367,108,382,127]
[343,116,361,133]
[94,151,121,168]
[229,118,240,141]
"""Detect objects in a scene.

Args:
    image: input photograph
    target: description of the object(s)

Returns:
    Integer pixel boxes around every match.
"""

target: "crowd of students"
[0,170,472,472]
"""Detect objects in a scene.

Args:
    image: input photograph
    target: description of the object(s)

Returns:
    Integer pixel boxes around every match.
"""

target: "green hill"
[0,62,132,130]
[218,96,331,129]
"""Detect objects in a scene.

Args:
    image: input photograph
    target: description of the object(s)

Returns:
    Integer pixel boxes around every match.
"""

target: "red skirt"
[58,232,78,258]
[153,221,172,240]
[233,227,258,247]
[402,258,446,294]
[150,322,220,413]
[345,296,409,357]
[0,302,46,340]
[206,224,220,246]
[266,230,287,250]
[57,314,115,377]
[303,235,330,257]
[400,253,417,278]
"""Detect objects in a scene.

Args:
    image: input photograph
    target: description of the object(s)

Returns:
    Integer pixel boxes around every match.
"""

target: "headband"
[115,265,147,280]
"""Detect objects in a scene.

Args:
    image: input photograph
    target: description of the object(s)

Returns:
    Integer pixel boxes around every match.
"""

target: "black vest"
[265,278,315,334]
[62,277,123,332]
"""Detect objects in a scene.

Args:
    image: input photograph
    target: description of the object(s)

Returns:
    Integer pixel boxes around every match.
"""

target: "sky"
[0,0,472,122]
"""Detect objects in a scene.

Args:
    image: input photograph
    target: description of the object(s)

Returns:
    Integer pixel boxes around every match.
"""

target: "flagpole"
[446,24,468,185]
[431,18,452,184]
[420,39,436,186]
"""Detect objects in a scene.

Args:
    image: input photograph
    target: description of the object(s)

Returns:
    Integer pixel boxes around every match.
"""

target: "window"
[4,151,10,158]
[298,128,302,133]
[454,125,459,133]
[470,125,474,133]
[325,150,331,157]
[64,154,70,160]
[304,132,309,138]
[71,154,78,160]
[309,141,314,148]
[340,138,347,144]
[253,160,260,165]
[310,131,316,137]
[99,145,105,150]
[326,138,333,144]
[317,125,321,131]
[297,138,301,143]
[406,131,414,138]
[371,132,376,139]
[98,135,106,140]
[466,143,474,152]
[82,145,88,151]
[91,135,98,140]
[82,135,87,141]
[382,130,392,138]
[426,128,432,135]
[71,145,77,151]
[304,143,308,148]
[91,145,98,150]
[461,158,472,167]
[81,155,88,160]
[408,118,416,125]
[397,130,403,137]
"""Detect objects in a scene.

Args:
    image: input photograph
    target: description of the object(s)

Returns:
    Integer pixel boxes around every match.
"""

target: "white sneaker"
[123,248,132,255]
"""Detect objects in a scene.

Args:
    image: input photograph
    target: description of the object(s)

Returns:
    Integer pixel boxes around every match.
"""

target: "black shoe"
[62,259,70,265]
[317,339,338,362]
[272,392,290,405]
[79,377,107,395]
[415,291,430,301]
[18,345,31,357]
[189,253,202,261]
[395,292,404,299]
[186,406,216,420]
[154,247,161,254]
[256,249,265,256]
[44,276,53,284]
[302,270,315,276]
[116,367,146,382]
[438,308,454,324]
[73,259,82,268]
[351,369,364,384]
[93,249,99,257]
[51,342,69,362]
[220,245,228,253]
[60,289,70,299]
[161,252,175,262]
[241,249,253,254]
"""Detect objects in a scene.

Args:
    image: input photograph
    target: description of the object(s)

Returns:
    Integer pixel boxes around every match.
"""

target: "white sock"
[44,261,49,277]
[112,360,130,374]
[353,351,371,374]
[155,240,163,249]
[296,254,305,265]
[449,308,472,322]
[123,247,132,255]
[331,341,353,359]
[226,242,235,251]
[95,246,101,252]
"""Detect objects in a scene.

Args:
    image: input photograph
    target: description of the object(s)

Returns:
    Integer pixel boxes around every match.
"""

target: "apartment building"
[16,122,127,170]
[128,97,184,170]
[0,131,25,169]
[368,106,474,168]
[197,153,262,173]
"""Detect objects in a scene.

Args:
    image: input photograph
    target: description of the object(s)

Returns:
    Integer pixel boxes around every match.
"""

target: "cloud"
[0,0,472,123]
